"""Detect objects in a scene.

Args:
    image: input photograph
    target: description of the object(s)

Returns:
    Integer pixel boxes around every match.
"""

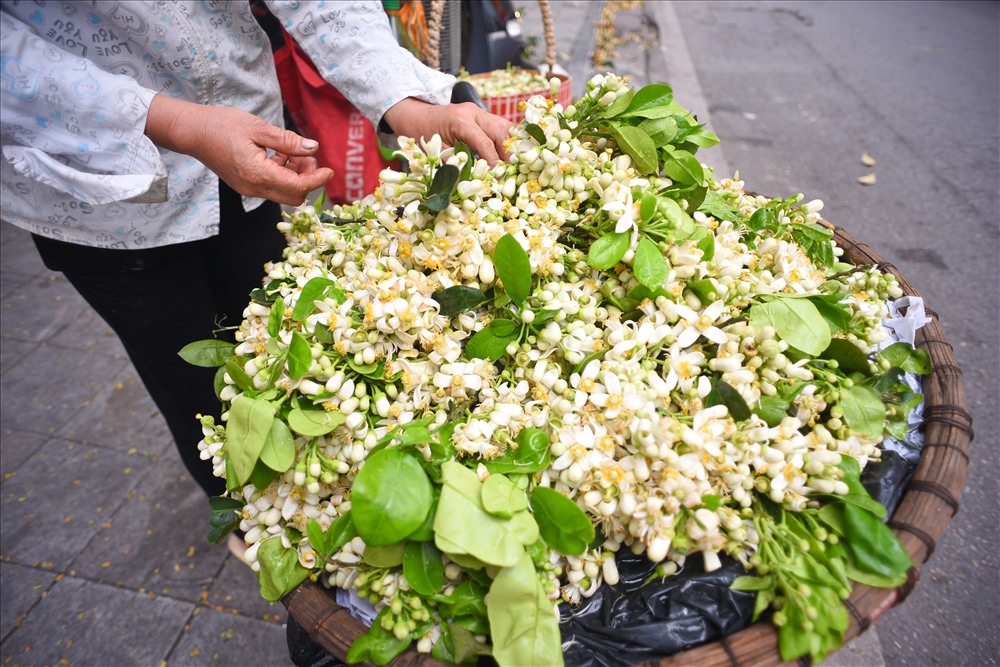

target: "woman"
[0,1,511,504]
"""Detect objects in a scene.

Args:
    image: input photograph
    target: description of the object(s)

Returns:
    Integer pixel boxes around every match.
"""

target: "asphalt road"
[656,1,999,665]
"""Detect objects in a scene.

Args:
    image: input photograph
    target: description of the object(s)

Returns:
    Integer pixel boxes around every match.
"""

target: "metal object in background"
[436,0,463,74]
[461,0,528,73]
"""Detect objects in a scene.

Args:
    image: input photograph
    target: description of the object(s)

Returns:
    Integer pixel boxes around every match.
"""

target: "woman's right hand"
[144,94,333,206]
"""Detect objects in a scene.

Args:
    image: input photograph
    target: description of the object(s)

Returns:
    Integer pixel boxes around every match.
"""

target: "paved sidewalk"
[0,225,294,665]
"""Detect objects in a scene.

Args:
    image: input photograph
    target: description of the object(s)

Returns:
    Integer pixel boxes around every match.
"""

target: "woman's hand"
[382,98,513,165]
[144,94,333,206]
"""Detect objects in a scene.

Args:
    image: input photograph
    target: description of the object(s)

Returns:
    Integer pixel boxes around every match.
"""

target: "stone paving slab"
[0,437,149,570]
[0,338,35,377]
[0,224,47,276]
[0,271,31,300]
[0,341,132,435]
[167,605,293,667]
[69,458,229,603]
[0,429,49,483]
[47,300,128,357]
[206,556,290,623]
[0,575,194,667]
[54,365,173,458]
[0,274,89,344]
[0,562,58,642]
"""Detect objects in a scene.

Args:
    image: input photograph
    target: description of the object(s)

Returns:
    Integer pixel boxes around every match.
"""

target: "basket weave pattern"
[282,222,974,667]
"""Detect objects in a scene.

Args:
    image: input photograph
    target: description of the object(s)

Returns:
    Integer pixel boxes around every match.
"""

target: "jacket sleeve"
[0,10,168,205]
[264,0,456,131]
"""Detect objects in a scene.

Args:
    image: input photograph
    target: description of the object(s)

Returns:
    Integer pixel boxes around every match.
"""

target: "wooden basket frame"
[282,222,974,666]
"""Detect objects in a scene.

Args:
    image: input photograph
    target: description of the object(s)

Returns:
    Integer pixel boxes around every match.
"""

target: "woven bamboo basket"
[425,0,572,122]
[282,221,973,666]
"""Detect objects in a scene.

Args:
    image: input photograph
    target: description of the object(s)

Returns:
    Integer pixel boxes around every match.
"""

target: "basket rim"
[282,221,974,667]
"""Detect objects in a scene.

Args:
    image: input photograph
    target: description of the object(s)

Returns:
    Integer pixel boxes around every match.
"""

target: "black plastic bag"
[559,552,756,667]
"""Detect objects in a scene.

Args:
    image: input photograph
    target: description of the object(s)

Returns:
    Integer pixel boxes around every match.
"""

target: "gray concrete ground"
[2,1,997,666]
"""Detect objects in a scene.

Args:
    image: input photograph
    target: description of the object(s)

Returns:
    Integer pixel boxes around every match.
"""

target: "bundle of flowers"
[184,73,929,666]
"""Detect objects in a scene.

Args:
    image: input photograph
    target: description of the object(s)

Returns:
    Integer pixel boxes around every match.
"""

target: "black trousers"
[32,183,285,497]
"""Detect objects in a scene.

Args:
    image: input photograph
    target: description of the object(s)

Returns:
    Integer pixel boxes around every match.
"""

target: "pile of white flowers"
[195,73,915,665]
[458,65,556,99]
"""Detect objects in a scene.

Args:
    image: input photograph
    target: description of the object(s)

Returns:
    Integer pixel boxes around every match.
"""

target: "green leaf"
[684,126,721,148]
[841,503,912,581]
[599,88,635,118]
[524,123,547,145]
[750,297,831,356]
[482,473,528,519]
[287,332,312,379]
[306,518,329,560]
[407,489,440,542]
[363,541,407,567]
[454,141,474,181]
[587,231,631,270]
[753,395,791,427]
[845,564,907,589]
[267,297,285,339]
[346,609,411,665]
[225,396,276,486]
[698,192,742,223]
[484,428,551,475]
[662,147,705,185]
[287,406,345,436]
[706,379,752,421]
[731,575,774,592]
[840,385,886,440]
[420,164,461,214]
[494,234,532,307]
[328,511,360,551]
[466,318,520,361]
[213,365,228,402]
[821,338,871,374]
[529,486,594,556]
[486,552,564,667]
[225,357,254,392]
[259,418,295,473]
[292,277,336,321]
[433,285,488,318]
[351,448,433,546]
[435,626,480,666]
[639,116,678,146]
[836,456,888,518]
[179,339,235,368]
[403,541,445,596]
[257,536,310,602]
[225,457,240,493]
[266,349,287,389]
[632,236,669,289]
[620,83,673,118]
[658,194,687,226]
[639,192,657,223]
[207,496,244,544]
[607,123,658,175]
[697,234,715,262]
[248,458,280,489]
[879,342,932,375]
[809,297,853,335]
[434,461,530,567]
